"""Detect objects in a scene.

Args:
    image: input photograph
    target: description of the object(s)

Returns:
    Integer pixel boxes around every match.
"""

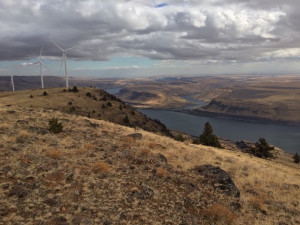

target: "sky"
[1,0,300,78]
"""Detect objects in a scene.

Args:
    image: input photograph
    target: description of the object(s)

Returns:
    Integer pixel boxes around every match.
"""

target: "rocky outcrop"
[192,164,240,198]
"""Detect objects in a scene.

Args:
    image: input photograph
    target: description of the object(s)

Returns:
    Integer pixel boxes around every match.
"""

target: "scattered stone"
[157,153,168,163]
[65,172,74,183]
[0,208,8,217]
[193,164,240,197]
[127,133,142,140]
[133,185,154,200]
[8,184,28,198]
[44,198,59,207]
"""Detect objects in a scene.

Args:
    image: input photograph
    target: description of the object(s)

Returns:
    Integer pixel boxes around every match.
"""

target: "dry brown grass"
[203,204,236,225]
[248,196,265,211]
[156,167,167,178]
[120,136,134,150]
[45,149,62,159]
[92,161,110,174]
[18,130,30,138]
[140,148,151,156]
[84,143,94,150]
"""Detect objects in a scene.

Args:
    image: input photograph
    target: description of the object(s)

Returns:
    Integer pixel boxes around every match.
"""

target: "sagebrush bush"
[203,204,235,225]
[48,117,63,134]
[92,161,110,173]
[45,149,62,159]
[293,153,300,163]
[156,167,167,178]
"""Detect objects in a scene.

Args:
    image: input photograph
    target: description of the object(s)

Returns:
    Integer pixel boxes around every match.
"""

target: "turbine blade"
[65,45,76,52]
[40,46,44,57]
[51,40,64,52]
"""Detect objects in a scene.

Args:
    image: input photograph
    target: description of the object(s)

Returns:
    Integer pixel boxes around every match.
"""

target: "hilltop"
[0,89,300,224]
[0,87,170,136]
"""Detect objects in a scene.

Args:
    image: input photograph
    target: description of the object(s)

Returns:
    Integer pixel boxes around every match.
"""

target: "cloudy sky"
[1,0,300,77]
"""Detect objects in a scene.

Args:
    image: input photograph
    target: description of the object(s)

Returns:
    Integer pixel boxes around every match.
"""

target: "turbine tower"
[51,40,74,88]
[33,47,45,89]
[10,75,15,92]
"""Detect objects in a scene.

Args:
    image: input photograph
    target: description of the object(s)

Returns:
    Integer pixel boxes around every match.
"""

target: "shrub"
[107,101,112,107]
[30,94,33,98]
[156,167,167,178]
[43,91,48,96]
[86,92,92,97]
[69,86,79,92]
[174,134,185,142]
[69,106,75,113]
[68,101,72,105]
[293,153,300,163]
[123,115,130,124]
[48,117,63,134]
[203,204,235,225]
[92,161,110,173]
[195,122,222,148]
[131,110,135,115]
[247,137,274,158]
[45,149,62,159]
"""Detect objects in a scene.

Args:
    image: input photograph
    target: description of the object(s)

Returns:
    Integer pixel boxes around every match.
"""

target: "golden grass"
[156,167,167,178]
[18,130,30,138]
[45,149,62,159]
[92,161,110,174]
[203,204,236,225]
[140,148,151,156]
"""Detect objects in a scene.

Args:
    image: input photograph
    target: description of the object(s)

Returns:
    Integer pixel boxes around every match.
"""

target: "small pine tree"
[123,115,130,124]
[43,91,48,96]
[198,122,222,148]
[293,153,300,163]
[48,117,63,134]
[249,138,274,158]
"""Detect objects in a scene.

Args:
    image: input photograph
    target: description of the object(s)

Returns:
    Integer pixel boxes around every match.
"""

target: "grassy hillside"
[0,87,171,136]
[0,94,299,224]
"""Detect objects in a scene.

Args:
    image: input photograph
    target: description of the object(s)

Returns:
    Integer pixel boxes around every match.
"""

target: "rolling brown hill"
[0,87,171,136]
[0,88,299,224]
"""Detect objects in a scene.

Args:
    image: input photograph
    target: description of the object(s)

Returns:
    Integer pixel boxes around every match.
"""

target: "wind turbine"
[51,40,74,88]
[10,75,15,92]
[33,47,45,89]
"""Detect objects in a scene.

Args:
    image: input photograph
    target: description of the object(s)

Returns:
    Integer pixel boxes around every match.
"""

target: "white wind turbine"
[51,40,74,88]
[33,47,45,89]
[10,75,15,92]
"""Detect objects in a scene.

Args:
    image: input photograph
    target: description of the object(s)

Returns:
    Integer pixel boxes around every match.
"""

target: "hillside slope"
[0,87,171,136]
[0,103,299,224]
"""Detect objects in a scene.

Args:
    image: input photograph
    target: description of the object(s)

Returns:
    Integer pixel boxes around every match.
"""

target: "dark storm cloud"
[0,0,299,62]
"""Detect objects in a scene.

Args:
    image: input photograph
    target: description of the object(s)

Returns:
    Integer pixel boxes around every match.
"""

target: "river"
[106,88,300,154]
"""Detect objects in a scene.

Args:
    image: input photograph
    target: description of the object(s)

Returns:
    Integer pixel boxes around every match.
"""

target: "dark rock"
[65,172,74,183]
[44,198,59,207]
[236,140,253,150]
[1,183,10,190]
[2,166,11,173]
[53,216,68,225]
[193,164,240,198]
[132,184,154,200]
[103,220,112,225]
[8,184,28,198]
[127,133,142,140]
[157,153,168,163]
[0,208,8,217]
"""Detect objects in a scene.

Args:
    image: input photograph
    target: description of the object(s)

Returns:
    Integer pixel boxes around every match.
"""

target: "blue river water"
[106,88,300,154]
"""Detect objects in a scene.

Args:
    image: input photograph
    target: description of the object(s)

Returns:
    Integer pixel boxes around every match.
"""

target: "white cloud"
[0,0,298,65]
